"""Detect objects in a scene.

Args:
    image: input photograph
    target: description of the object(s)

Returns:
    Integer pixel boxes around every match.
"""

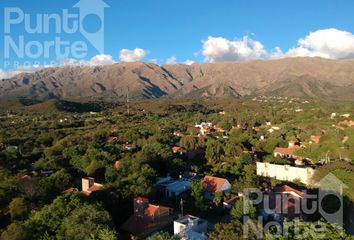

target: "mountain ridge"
[1,57,354,101]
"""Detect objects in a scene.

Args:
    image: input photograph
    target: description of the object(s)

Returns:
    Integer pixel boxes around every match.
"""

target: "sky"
[1,0,354,78]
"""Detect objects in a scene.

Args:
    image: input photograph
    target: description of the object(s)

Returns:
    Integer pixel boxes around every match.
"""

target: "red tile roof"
[273,185,304,197]
[62,187,77,195]
[339,120,354,127]
[223,196,240,208]
[273,147,295,156]
[106,136,117,143]
[171,146,187,154]
[144,205,160,216]
[114,160,120,170]
[203,176,227,192]
[310,135,321,144]
[135,197,149,203]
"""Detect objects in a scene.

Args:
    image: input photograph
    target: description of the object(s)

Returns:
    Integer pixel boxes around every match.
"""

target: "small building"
[338,120,354,127]
[223,196,241,209]
[260,185,305,222]
[164,180,192,198]
[124,142,133,150]
[273,141,299,158]
[81,177,103,196]
[256,162,314,185]
[114,160,120,170]
[62,187,78,195]
[195,122,212,136]
[172,146,187,155]
[120,197,173,239]
[155,175,194,198]
[106,136,117,143]
[174,215,208,240]
[310,135,321,144]
[203,176,231,200]
[273,147,296,158]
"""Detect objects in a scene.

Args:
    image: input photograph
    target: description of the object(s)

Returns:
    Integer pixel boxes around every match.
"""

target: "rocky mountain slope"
[1,57,354,101]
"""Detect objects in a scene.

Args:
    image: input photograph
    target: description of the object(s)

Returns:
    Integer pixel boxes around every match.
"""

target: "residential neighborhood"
[0,98,353,240]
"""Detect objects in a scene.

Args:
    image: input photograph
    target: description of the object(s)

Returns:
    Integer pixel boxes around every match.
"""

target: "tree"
[169,158,186,178]
[209,220,259,240]
[59,204,117,240]
[231,198,256,222]
[148,231,180,240]
[179,136,197,152]
[9,197,29,221]
[205,139,224,166]
[0,222,28,240]
[191,181,206,211]
[115,160,156,198]
[265,219,352,240]
[213,191,224,206]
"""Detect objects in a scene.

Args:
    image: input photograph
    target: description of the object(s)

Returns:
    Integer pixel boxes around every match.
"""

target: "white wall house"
[174,215,208,240]
[256,162,315,185]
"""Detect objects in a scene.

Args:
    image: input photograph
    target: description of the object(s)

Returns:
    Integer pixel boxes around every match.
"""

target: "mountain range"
[1,57,354,101]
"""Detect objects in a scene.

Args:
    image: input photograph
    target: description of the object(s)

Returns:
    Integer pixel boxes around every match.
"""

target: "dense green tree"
[148,231,180,240]
[265,219,353,240]
[169,158,186,178]
[179,136,197,151]
[231,198,256,222]
[191,181,206,210]
[59,204,117,240]
[209,220,259,240]
[0,222,28,240]
[205,139,224,166]
[115,160,156,198]
[9,197,30,221]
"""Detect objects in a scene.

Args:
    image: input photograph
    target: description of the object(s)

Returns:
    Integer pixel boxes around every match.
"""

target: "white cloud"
[0,65,43,80]
[119,48,148,62]
[0,69,8,80]
[88,54,115,65]
[285,28,354,59]
[183,59,195,65]
[269,47,284,59]
[202,36,266,63]
[166,56,177,64]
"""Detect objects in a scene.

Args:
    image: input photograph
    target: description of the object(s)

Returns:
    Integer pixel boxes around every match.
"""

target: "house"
[155,175,195,198]
[106,136,117,143]
[273,141,299,158]
[124,142,133,150]
[164,179,192,198]
[310,135,321,144]
[256,162,314,185]
[195,122,212,136]
[213,126,225,133]
[223,196,241,209]
[233,124,246,129]
[338,120,354,128]
[81,177,103,196]
[174,215,208,240]
[273,147,296,158]
[173,130,184,137]
[171,146,187,155]
[260,185,305,222]
[120,197,173,239]
[114,160,120,170]
[62,187,78,195]
[203,176,231,200]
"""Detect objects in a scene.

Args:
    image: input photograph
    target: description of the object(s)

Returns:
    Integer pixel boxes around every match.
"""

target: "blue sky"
[1,0,354,74]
